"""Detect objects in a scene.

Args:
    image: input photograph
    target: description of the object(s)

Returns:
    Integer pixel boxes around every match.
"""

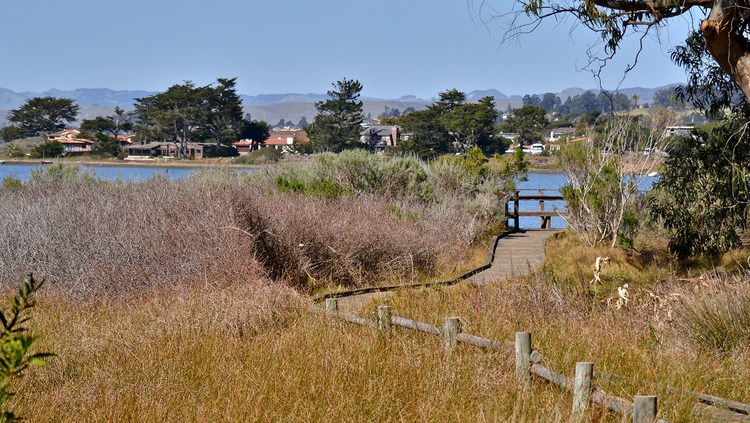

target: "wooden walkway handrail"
[507,189,566,229]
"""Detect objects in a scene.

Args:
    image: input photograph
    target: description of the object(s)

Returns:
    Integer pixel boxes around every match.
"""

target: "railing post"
[515,332,531,384]
[444,317,460,349]
[377,305,392,338]
[514,190,520,231]
[571,362,594,422]
[539,189,549,229]
[505,199,510,228]
[324,298,338,313]
[633,395,657,423]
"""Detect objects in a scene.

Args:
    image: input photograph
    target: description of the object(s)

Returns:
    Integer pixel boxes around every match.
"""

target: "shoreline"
[1,157,266,169]
[1,155,573,174]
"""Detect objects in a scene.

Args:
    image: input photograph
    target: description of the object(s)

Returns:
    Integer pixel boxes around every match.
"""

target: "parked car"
[523,143,545,155]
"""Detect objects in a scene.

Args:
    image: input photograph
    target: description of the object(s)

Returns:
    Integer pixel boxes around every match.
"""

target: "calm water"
[514,172,658,229]
[0,163,226,182]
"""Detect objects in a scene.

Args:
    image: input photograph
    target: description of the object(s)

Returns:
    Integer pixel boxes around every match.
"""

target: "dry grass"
[14,287,604,422]
[376,236,750,422]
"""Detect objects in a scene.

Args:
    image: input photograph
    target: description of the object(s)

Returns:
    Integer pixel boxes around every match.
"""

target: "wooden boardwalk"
[467,230,559,286]
[336,230,559,313]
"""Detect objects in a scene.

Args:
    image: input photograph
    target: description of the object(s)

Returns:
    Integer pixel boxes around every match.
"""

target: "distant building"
[47,129,95,155]
[123,142,215,159]
[232,129,308,155]
[664,126,694,138]
[360,126,401,152]
[548,127,576,143]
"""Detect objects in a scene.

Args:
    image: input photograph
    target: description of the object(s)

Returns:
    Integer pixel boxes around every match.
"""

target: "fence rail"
[506,189,566,230]
[311,302,749,422]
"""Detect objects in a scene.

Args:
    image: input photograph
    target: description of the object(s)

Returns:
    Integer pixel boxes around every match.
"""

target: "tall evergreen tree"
[306,78,364,152]
[204,77,243,145]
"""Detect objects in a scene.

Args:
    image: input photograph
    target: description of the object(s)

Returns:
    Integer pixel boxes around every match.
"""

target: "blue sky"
[0,0,702,98]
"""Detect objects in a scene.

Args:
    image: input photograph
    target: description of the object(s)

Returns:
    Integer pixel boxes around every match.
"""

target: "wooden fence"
[506,189,566,230]
[312,301,750,422]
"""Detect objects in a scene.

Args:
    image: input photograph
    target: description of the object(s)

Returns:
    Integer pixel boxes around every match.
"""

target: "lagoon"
[0,162,225,182]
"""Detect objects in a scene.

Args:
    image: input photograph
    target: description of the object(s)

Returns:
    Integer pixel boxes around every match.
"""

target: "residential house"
[548,127,576,143]
[123,142,215,159]
[115,134,136,147]
[232,129,308,155]
[47,129,95,155]
[360,125,401,152]
[664,126,694,138]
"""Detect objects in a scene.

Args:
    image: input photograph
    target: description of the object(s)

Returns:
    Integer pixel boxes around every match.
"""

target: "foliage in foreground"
[650,121,750,259]
[0,275,50,422]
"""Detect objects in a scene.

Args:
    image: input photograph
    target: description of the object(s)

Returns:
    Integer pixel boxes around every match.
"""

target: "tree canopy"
[5,97,79,139]
[501,105,548,147]
[134,78,246,157]
[496,0,750,111]
[396,89,502,156]
[79,107,134,157]
[306,78,365,152]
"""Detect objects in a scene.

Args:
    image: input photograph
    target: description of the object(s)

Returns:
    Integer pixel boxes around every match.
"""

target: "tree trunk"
[702,0,750,101]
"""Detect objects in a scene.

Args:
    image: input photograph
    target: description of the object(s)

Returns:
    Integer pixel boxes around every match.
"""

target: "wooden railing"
[506,189,566,230]
[312,303,750,422]
[312,304,675,422]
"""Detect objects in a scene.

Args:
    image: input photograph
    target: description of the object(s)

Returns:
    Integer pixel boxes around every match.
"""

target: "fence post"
[571,362,594,422]
[515,332,531,384]
[324,298,338,313]
[444,317,460,349]
[514,190,520,231]
[633,395,657,423]
[377,305,392,337]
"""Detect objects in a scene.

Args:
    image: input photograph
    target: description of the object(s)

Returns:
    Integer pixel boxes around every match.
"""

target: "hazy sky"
[0,0,703,98]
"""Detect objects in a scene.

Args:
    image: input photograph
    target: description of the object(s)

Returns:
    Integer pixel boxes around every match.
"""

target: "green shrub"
[6,144,25,158]
[204,145,239,158]
[32,141,64,159]
[276,176,306,193]
[276,176,350,199]
[0,274,51,422]
[650,122,750,259]
[1,178,23,190]
[377,156,427,199]
[29,163,95,185]
[91,140,121,157]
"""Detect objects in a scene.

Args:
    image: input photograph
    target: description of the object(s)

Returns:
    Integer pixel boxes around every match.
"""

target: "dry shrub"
[0,178,261,298]
[673,276,750,353]
[232,189,474,289]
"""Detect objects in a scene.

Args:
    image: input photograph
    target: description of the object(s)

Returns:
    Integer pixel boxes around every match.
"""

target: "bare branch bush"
[0,177,261,299]
[559,114,670,247]
[232,189,475,289]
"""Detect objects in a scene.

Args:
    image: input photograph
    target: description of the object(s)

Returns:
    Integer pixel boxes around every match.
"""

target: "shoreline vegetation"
[0,153,659,175]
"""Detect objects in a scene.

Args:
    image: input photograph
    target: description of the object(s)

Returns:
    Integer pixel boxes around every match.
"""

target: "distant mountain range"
[0,84,681,127]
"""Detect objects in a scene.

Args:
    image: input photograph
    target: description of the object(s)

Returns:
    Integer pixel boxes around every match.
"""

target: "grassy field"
[13,233,749,422]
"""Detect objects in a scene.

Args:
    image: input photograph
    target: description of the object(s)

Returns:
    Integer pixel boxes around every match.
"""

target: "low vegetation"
[3,146,750,421]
